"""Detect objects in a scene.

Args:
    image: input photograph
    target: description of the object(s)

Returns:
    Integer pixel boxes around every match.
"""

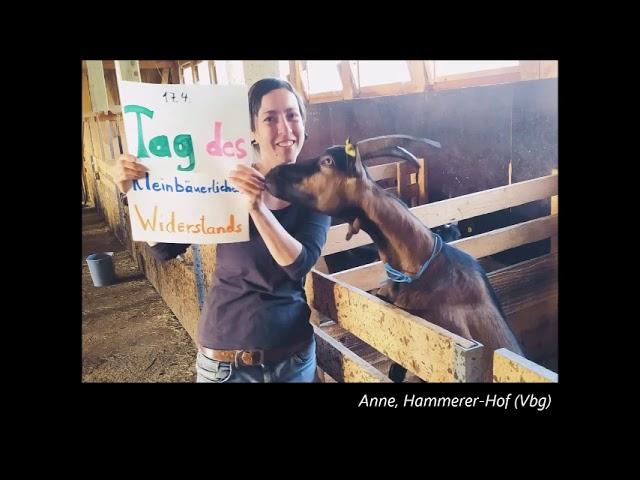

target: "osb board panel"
[307,270,484,382]
[89,118,105,161]
[493,348,557,383]
[134,243,201,340]
[95,178,120,236]
[98,120,117,164]
[83,121,95,160]
[82,122,98,205]
[83,162,97,206]
[198,244,217,292]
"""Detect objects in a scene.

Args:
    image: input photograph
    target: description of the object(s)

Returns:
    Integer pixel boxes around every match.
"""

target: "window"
[182,66,194,84]
[279,61,290,81]
[226,61,245,85]
[357,61,411,87]
[292,60,534,104]
[306,61,342,94]
[196,61,212,84]
[434,61,519,78]
[215,61,229,85]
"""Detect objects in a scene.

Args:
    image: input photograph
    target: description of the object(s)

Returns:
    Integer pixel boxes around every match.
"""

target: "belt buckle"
[234,349,264,368]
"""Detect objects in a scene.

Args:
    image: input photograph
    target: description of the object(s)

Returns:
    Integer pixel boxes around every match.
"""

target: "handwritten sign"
[118,80,251,244]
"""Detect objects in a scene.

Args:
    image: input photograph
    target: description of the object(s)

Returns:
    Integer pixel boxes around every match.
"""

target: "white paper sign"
[118,81,251,244]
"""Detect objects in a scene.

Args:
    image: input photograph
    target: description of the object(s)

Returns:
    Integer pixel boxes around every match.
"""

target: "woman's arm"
[249,202,303,267]
[279,209,331,280]
[229,164,330,277]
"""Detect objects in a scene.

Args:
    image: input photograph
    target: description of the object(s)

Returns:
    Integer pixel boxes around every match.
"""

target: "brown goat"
[265,135,524,382]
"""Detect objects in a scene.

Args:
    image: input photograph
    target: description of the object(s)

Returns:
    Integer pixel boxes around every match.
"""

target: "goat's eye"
[320,156,334,167]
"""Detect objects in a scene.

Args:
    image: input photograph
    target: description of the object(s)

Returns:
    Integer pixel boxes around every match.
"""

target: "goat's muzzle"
[265,163,314,205]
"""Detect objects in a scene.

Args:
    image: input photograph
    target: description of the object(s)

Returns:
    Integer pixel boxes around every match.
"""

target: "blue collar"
[383,233,443,284]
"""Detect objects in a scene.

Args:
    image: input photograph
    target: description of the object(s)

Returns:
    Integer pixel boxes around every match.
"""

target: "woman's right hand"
[115,154,147,194]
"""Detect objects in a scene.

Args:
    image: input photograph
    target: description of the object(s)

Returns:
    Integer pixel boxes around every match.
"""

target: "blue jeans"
[196,338,316,383]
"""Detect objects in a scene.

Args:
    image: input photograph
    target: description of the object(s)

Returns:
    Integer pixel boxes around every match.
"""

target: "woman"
[115,78,330,382]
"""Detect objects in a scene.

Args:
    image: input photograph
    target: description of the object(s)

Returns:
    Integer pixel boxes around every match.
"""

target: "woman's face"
[253,88,305,172]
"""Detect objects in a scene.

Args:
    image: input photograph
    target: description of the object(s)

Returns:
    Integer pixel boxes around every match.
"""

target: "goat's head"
[265,143,366,217]
[265,135,439,218]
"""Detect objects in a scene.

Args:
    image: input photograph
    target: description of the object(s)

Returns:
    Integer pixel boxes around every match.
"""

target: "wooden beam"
[313,256,329,273]
[308,90,343,103]
[115,60,141,82]
[85,60,109,113]
[306,269,486,382]
[519,61,540,81]
[91,60,176,71]
[82,69,93,116]
[436,65,521,83]
[313,321,392,382]
[493,348,557,382]
[449,214,558,259]
[358,81,416,98]
[321,174,558,256]
[333,215,558,291]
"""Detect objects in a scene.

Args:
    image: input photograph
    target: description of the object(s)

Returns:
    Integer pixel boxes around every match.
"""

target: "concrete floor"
[82,206,196,382]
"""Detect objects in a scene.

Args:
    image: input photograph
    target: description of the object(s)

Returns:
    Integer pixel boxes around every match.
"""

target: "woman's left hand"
[228,164,266,211]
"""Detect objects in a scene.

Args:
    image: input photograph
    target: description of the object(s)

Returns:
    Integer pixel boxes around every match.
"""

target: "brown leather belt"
[198,339,311,368]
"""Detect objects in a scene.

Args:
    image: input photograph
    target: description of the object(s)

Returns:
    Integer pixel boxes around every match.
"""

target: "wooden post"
[338,61,358,99]
[407,61,427,93]
[288,61,308,103]
[424,61,436,87]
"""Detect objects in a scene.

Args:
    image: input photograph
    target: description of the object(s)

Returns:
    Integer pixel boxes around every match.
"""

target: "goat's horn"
[361,145,421,169]
[355,134,441,159]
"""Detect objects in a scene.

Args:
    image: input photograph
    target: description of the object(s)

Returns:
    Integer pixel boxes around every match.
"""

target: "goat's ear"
[351,146,366,178]
[346,217,361,241]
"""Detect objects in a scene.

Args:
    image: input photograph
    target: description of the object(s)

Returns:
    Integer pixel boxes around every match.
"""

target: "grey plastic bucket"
[86,252,115,287]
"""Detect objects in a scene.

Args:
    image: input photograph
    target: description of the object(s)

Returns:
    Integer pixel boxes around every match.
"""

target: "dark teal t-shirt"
[150,205,330,350]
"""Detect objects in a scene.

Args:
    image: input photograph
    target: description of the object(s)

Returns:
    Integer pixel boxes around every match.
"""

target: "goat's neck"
[358,185,435,275]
